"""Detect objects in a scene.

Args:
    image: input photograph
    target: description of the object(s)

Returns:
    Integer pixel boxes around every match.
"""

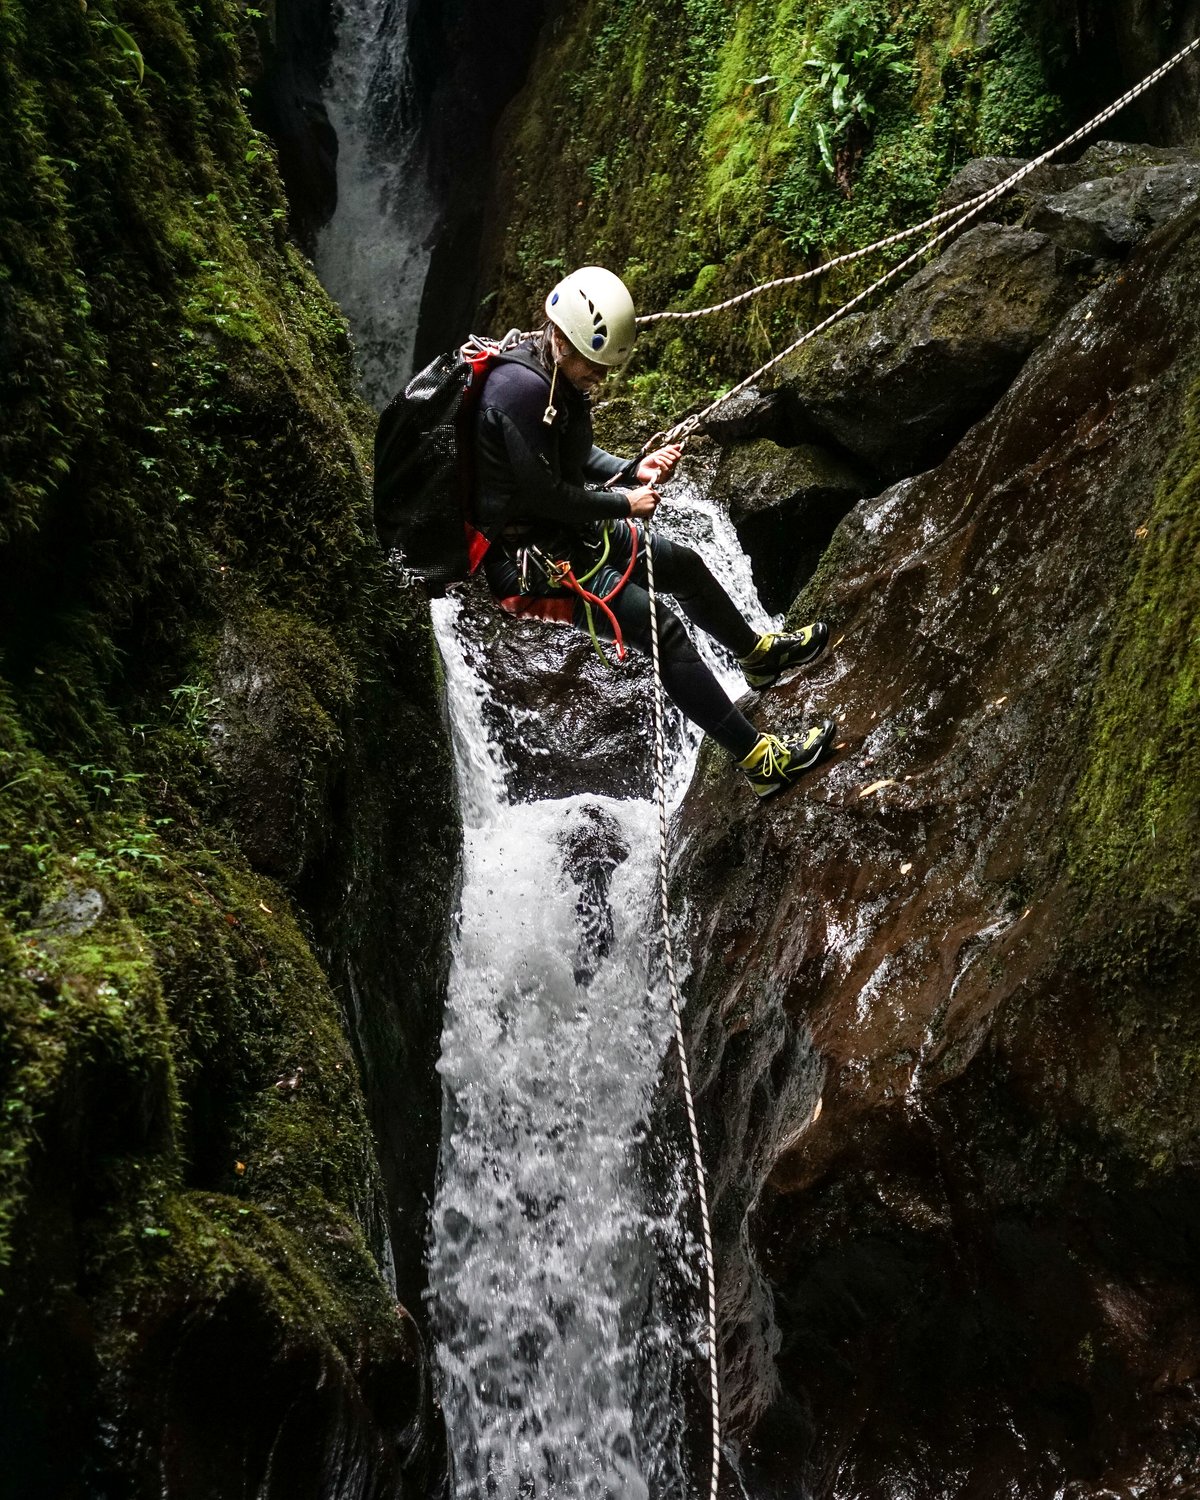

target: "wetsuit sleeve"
[482,407,633,523]
[582,444,640,487]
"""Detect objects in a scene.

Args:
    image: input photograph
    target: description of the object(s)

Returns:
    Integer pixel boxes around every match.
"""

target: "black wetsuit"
[474,337,761,758]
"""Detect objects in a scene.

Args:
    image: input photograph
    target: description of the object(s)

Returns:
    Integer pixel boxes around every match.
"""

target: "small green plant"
[168,683,221,740]
[73,763,146,802]
[789,4,910,189]
[84,3,145,89]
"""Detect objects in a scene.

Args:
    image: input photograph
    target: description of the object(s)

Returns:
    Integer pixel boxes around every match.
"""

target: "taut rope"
[639,34,1200,450]
[637,35,1200,330]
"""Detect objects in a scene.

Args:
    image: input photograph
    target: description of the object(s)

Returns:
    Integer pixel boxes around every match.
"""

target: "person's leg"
[615,525,833,687]
[600,523,759,657]
[646,533,760,657]
[575,571,760,758]
[575,576,836,797]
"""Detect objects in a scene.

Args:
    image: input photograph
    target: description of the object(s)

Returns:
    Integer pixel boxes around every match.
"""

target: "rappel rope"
[644,525,722,1500]
[638,33,1200,451]
[637,33,1200,330]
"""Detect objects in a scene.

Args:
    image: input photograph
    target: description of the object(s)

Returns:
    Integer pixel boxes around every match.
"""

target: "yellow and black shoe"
[740,624,830,690]
[738,719,837,800]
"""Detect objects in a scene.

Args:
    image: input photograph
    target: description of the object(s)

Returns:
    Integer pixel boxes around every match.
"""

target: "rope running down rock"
[644,524,722,1500]
[638,36,1200,453]
[624,37,1198,1490]
[636,34,1200,331]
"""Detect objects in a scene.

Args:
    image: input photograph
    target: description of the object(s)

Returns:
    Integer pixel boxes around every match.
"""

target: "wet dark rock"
[410,0,551,361]
[2,3,458,1492]
[210,611,353,885]
[1026,159,1200,258]
[452,580,656,803]
[696,386,788,446]
[713,441,869,615]
[79,1280,436,1500]
[1097,6,1200,149]
[671,201,1200,1495]
[939,140,1200,227]
[772,222,1087,482]
[558,803,630,985]
[252,0,339,252]
[938,154,1036,211]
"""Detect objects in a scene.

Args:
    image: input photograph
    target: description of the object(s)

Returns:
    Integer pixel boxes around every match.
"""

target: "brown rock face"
[671,204,1200,1496]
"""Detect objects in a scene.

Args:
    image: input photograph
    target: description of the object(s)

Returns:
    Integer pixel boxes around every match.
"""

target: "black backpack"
[373,333,547,593]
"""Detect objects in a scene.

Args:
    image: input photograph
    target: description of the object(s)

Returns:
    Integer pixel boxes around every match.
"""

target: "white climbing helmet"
[545,266,636,367]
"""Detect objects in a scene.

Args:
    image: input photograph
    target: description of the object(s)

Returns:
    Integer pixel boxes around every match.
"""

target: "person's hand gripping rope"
[612,441,683,519]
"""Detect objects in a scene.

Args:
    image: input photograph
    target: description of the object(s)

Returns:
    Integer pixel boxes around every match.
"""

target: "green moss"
[1059,365,1200,1163]
[1070,374,1200,911]
[0,0,454,1477]
[480,0,1075,418]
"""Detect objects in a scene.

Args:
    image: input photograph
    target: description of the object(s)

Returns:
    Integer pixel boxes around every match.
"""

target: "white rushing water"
[316,0,436,404]
[428,483,777,1500]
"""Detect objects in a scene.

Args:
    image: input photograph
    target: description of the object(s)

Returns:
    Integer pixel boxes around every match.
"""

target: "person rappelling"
[471,266,837,799]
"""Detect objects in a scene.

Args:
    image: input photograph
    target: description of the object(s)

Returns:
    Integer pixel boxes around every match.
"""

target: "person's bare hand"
[636,444,683,485]
[626,485,661,520]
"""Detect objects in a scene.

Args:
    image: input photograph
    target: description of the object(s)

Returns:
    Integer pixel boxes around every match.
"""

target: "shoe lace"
[756,733,790,778]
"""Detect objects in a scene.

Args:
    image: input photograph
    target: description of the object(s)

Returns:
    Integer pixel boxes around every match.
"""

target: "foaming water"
[427,483,774,1499]
[316,0,434,404]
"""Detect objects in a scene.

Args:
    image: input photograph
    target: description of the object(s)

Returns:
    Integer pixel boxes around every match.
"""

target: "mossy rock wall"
[477,0,1200,412]
[1,1,456,1492]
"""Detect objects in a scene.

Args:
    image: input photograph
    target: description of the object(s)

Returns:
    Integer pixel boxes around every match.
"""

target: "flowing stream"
[427,484,775,1499]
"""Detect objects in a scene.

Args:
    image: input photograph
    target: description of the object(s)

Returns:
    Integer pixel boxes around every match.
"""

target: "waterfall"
[427,484,777,1499]
[313,10,780,1483]
[316,0,435,404]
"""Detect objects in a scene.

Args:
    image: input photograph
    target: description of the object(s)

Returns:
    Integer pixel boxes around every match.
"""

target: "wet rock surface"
[251,0,339,252]
[714,441,870,615]
[558,802,630,985]
[772,221,1092,481]
[669,200,1200,1495]
[449,579,657,803]
[1026,157,1200,257]
[714,143,1200,622]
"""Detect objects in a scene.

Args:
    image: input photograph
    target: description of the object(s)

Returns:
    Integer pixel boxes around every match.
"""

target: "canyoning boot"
[738,720,837,800]
[740,624,830,691]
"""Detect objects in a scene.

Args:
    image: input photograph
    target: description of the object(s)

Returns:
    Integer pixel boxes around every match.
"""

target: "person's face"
[551,328,612,395]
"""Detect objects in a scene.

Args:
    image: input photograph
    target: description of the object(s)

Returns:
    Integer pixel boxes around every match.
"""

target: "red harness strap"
[497,523,641,661]
[551,522,640,661]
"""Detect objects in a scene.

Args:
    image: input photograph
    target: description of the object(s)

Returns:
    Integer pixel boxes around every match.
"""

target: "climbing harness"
[636,33,1200,451]
[513,521,641,665]
[644,527,722,1500]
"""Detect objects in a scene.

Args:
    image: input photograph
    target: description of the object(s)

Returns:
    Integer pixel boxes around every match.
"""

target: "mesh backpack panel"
[373,349,476,593]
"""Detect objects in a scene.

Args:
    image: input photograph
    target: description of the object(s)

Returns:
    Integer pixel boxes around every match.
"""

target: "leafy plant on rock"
[790,2,910,192]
